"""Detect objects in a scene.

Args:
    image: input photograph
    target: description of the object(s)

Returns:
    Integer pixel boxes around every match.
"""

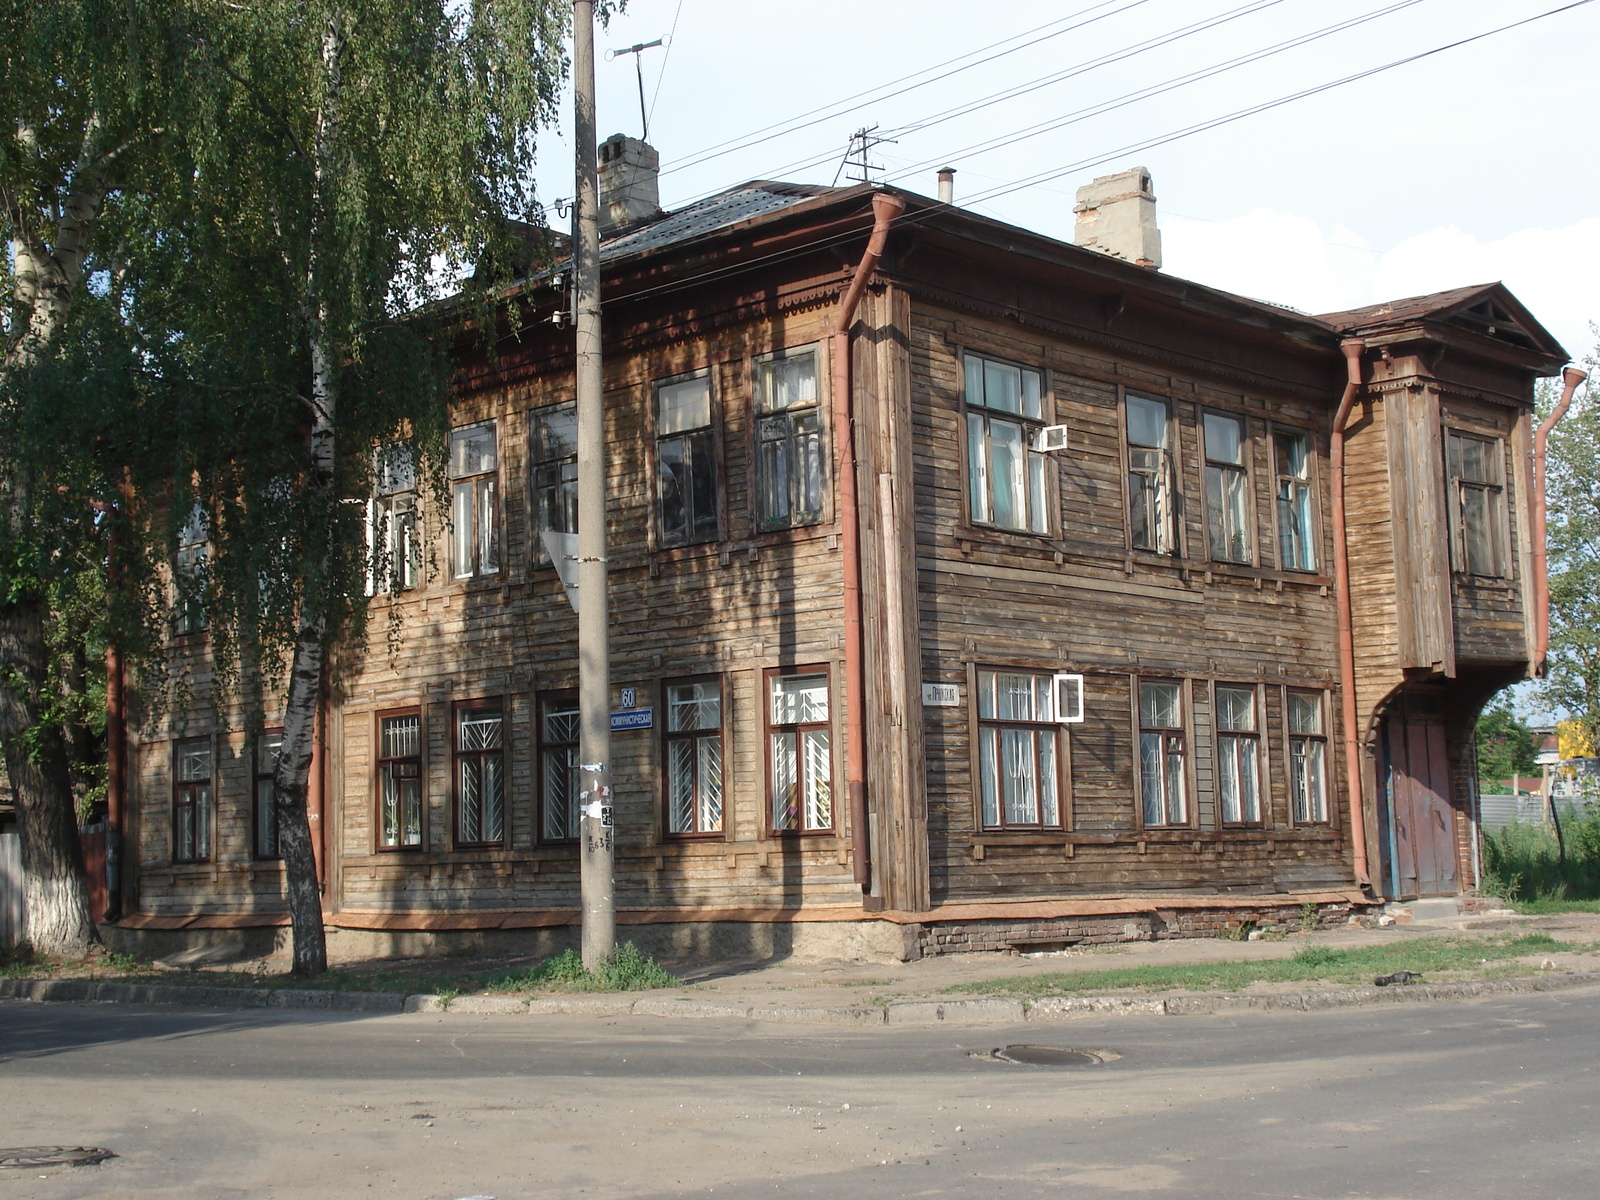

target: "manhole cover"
[0,1146,117,1169]
[979,1045,1121,1067]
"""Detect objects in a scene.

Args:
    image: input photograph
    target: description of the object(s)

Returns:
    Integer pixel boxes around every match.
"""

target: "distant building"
[110,141,1571,960]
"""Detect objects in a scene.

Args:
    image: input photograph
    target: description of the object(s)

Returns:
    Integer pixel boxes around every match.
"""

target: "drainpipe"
[1330,338,1372,889]
[834,191,906,894]
[1532,366,1587,674]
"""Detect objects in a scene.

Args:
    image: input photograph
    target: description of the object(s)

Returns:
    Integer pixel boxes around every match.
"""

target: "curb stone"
[4,972,1597,1024]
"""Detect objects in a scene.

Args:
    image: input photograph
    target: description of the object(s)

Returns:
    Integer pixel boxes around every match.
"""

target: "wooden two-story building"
[113,147,1572,960]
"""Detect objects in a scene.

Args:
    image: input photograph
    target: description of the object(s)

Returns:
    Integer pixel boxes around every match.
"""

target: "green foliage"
[946,933,1573,998]
[1475,699,1539,785]
[1540,338,1600,751]
[1482,808,1600,902]
[485,943,678,993]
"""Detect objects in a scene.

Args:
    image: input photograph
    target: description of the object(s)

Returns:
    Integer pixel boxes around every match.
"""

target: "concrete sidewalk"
[5,906,1597,1025]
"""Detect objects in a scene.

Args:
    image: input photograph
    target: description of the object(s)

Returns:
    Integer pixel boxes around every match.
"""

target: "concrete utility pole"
[573,0,615,969]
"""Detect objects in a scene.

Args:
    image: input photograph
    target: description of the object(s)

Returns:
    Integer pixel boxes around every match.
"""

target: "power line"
[660,0,1152,178]
[666,0,1297,209]
[878,0,1427,190]
[605,0,1593,311]
[646,0,686,127]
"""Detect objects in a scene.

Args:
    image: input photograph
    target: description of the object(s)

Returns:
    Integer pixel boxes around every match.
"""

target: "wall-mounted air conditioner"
[1054,673,1085,723]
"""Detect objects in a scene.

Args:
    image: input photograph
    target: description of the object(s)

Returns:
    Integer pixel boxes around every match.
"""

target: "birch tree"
[4,0,574,972]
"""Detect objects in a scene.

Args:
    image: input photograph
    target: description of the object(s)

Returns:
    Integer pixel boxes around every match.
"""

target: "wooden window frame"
[662,674,727,841]
[1200,408,1255,566]
[750,344,829,533]
[971,667,1069,832]
[530,401,578,565]
[448,420,500,581]
[653,368,724,550]
[764,665,836,837]
[368,442,421,595]
[253,730,283,861]
[452,698,507,849]
[375,706,425,852]
[1213,682,1266,828]
[1285,687,1331,826]
[1445,427,1508,578]
[537,688,581,844]
[1133,676,1193,830]
[1121,389,1181,556]
[172,736,214,864]
[960,349,1054,537]
[172,504,209,636]
[1271,424,1319,573]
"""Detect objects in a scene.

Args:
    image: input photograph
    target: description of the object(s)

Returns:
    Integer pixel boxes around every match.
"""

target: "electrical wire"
[877,0,1428,190]
[603,0,1594,311]
[659,0,1152,178]
[647,0,686,127]
[666,0,1298,209]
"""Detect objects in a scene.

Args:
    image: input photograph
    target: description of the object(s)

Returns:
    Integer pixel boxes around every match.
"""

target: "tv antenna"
[606,37,666,140]
[835,126,897,186]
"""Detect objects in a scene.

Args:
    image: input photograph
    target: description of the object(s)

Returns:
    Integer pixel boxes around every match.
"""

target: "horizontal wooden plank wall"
[907,300,1353,903]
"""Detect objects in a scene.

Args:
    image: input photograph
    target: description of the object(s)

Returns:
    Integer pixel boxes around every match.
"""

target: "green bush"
[485,942,676,994]
[1482,805,1600,902]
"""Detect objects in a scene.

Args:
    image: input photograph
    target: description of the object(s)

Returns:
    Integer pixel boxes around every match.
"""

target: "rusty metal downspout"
[1532,366,1588,674]
[835,192,906,894]
[1330,338,1373,889]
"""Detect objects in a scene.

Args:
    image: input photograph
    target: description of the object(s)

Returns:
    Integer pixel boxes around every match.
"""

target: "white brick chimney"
[598,134,661,232]
[1073,166,1161,269]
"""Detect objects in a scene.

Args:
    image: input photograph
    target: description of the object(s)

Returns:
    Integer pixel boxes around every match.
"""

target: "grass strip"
[0,941,677,996]
[943,934,1574,998]
[1510,898,1600,915]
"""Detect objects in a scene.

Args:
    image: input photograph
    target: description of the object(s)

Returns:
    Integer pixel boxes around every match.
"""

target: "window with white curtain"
[754,348,824,530]
[1274,429,1316,571]
[1214,685,1262,825]
[1203,411,1251,564]
[768,670,832,833]
[975,669,1062,830]
[965,352,1050,534]
[449,423,499,579]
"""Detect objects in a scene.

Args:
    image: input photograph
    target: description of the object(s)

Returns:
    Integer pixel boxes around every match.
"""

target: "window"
[368,443,420,593]
[965,353,1049,533]
[1274,429,1315,571]
[1288,691,1328,823]
[1214,685,1262,825]
[449,423,499,579]
[173,738,213,862]
[1203,411,1251,563]
[975,670,1062,830]
[1138,680,1187,827]
[377,711,423,850]
[656,374,720,547]
[1447,431,1505,577]
[173,505,208,634]
[539,691,580,842]
[664,678,724,837]
[533,403,578,560]
[254,732,283,860]
[754,348,824,530]
[768,670,832,833]
[454,702,505,847]
[1126,394,1176,553]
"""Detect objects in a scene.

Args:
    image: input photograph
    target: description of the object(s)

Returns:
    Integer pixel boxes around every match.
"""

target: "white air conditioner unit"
[1054,673,1085,723]
[1035,425,1070,452]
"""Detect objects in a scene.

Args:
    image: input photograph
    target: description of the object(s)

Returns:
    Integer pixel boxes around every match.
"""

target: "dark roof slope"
[1319,282,1567,361]
[600,181,832,261]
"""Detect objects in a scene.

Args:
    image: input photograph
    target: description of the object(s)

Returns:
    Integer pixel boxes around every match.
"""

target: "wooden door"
[1383,714,1458,898]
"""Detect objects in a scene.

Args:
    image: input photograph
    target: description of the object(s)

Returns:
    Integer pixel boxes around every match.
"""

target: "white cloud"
[1163,211,1600,360]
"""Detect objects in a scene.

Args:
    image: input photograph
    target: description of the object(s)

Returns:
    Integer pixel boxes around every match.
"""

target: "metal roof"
[600,181,833,261]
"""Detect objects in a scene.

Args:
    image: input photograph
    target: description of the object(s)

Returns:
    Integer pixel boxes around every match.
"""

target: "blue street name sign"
[610,707,654,731]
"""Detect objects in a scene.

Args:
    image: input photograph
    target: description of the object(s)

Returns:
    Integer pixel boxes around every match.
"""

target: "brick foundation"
[908,901,1357,958]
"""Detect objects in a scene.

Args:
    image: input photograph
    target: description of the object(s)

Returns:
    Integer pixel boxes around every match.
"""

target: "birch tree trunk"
[268,8,347,976]
[0,121,110,957]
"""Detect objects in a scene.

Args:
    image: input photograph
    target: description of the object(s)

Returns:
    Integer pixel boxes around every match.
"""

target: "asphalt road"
[2,987,1596,1199]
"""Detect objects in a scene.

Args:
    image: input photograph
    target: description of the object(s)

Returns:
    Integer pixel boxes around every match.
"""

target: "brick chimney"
[1073,166,1161,269]
[598,134,661,233]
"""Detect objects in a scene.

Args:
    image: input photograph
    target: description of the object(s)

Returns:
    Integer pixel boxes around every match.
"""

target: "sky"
[531,0,1600,361]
